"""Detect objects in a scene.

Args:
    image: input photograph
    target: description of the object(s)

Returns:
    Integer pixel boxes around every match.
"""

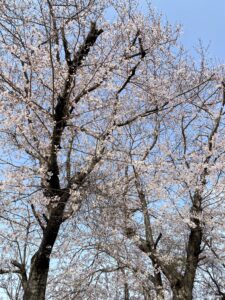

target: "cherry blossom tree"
[68,74,225,299]
[0,0,224,299]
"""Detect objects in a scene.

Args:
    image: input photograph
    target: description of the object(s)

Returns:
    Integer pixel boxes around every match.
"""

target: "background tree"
[69,76,225,299]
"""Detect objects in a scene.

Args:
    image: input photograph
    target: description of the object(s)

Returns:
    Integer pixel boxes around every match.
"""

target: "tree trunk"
[23,253,49,300]
[124,282,129,300]
[23,193,69,299]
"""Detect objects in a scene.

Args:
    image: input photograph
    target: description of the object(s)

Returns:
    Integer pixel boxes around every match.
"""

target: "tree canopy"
[0,0,224,299]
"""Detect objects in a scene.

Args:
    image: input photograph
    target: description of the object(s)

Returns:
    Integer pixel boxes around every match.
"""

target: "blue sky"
[143,0,225,63]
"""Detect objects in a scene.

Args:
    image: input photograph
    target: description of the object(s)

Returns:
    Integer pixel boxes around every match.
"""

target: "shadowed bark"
[23,22,103,300]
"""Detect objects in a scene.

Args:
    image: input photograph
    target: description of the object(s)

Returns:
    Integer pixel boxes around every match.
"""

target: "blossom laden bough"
[0,0,224,299]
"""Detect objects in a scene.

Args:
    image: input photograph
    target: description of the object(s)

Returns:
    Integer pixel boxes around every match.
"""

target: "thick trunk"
[23,240,55,300]
[124,282,129,300]
[23,193,68,299]
[23,254,49,300]
[170,192,203,300]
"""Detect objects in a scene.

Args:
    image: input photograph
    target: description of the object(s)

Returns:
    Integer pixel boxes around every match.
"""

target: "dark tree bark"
[124,282,129,300]
[23,22,103,300]
[23,193,69,299]
[170,192,203,300]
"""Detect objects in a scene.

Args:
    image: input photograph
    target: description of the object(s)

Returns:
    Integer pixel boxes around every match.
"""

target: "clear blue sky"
[143,0,225,63]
